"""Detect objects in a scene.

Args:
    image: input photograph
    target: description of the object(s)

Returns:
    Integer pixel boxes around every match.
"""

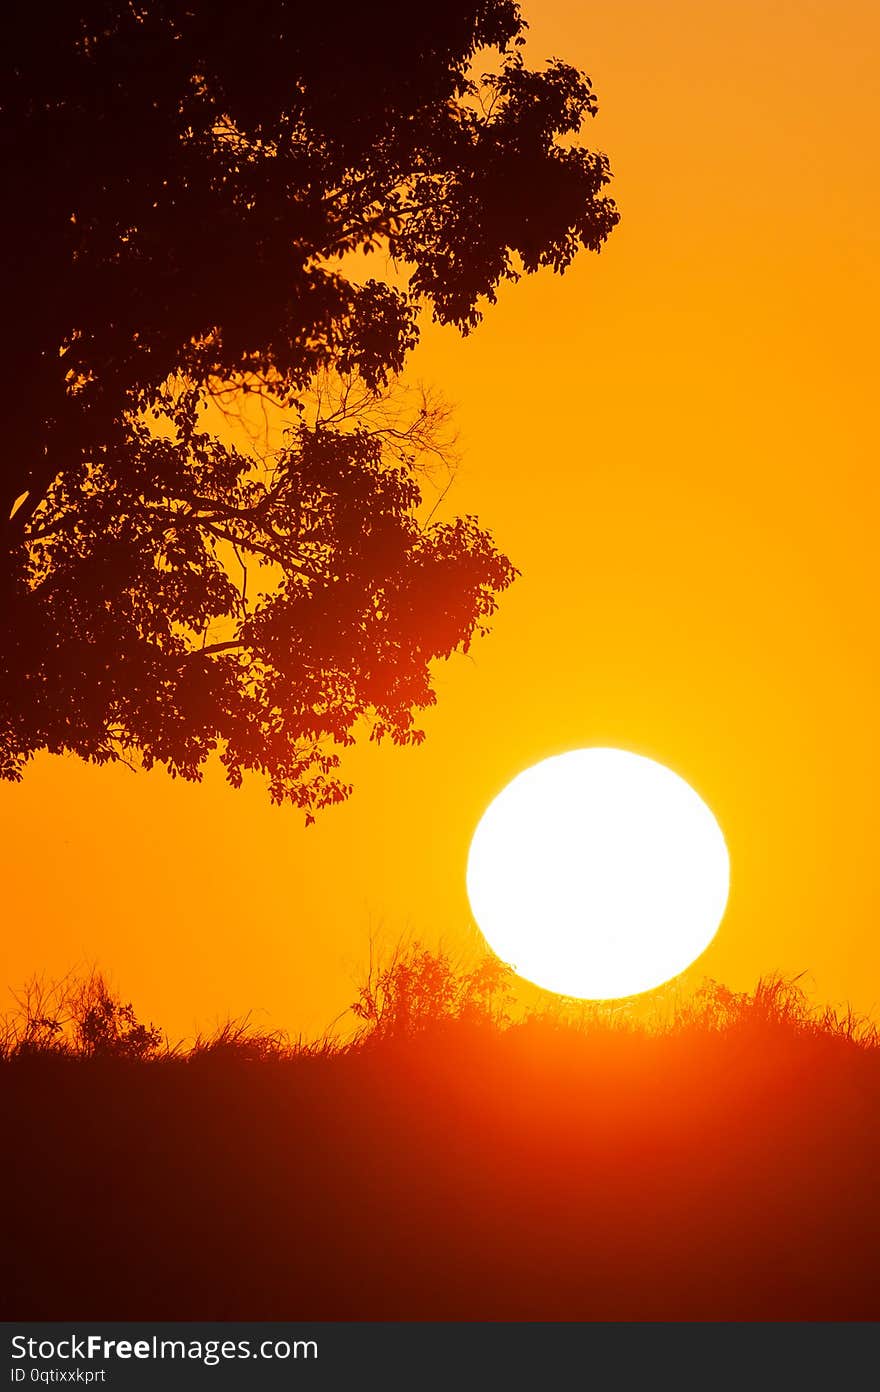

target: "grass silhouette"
[3,948,878,1320]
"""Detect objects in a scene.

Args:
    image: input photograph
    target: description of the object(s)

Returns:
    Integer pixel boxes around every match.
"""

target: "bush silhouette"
[2,970,162,1061]
[350,942,513,1040]
[75,979,163,1061]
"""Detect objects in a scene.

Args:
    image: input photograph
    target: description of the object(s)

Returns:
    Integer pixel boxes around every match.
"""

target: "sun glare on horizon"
[466,748,730,1000]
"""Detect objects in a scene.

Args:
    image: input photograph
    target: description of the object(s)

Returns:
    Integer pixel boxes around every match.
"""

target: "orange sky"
[3,0,879,1039]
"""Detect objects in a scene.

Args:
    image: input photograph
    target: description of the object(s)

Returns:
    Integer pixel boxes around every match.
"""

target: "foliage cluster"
[2,2,618,813]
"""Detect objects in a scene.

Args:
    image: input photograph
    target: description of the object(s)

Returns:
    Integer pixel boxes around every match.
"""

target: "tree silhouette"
[1,2,618,814]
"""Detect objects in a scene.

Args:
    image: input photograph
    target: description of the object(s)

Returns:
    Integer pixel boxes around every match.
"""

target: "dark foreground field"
[3,968,879,1321]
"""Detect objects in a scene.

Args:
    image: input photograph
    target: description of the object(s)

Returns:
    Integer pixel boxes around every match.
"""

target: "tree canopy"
[1,1,618,815]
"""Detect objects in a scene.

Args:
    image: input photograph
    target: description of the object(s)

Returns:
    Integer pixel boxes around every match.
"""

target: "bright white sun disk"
[466,748,730,1000]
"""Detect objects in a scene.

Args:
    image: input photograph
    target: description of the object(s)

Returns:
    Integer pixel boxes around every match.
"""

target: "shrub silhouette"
[75,979,163,1061]
[2,971,162,1061]
[350,942,513,1041]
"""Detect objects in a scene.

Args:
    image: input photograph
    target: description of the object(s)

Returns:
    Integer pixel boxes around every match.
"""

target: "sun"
[466,748,730,1000]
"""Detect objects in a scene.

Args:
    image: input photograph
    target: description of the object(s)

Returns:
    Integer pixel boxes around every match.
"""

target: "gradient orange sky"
[3,0,879,1039]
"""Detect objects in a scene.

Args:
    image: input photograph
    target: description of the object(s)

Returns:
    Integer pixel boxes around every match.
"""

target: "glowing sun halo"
[466,748,730,1000]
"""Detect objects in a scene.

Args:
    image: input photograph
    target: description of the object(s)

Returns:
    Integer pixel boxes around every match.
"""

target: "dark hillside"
[3,970,878,1320]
